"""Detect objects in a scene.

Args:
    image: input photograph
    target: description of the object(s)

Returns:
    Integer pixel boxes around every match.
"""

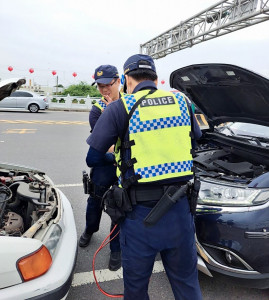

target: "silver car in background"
[0,90,49,113]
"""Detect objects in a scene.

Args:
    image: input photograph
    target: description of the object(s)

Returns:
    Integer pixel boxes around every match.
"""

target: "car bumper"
[196,207,269,289]
[202,262,269,289]
[0,190,77,300]
[197,248,269,289]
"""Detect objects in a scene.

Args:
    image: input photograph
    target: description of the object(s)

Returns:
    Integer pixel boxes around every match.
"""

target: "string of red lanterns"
[6,66,165,83]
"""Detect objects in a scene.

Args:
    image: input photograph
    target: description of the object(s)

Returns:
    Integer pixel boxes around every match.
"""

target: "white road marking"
[54,183,83,188]
[72,260,165,287]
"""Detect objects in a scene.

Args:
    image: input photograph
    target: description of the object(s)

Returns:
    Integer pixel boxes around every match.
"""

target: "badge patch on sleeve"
[140,96,175,107]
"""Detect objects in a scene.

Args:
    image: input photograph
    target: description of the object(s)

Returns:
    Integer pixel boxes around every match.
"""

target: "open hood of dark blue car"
[170,64,269,128]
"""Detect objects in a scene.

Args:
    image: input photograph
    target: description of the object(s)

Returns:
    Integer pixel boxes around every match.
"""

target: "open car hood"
[0,78,26,101]
[170,64,269,128]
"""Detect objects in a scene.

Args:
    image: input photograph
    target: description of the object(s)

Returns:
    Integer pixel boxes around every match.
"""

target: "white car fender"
[0,237,42,289]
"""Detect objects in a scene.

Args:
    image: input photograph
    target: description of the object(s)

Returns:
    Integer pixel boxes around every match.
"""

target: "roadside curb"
[48,108,90,112]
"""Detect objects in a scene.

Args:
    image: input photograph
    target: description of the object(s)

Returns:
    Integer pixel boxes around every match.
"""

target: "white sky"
[1,0,269,90]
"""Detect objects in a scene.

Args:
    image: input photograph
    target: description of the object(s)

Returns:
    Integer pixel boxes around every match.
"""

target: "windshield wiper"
[235,134,269,145]
[216,124,235,135]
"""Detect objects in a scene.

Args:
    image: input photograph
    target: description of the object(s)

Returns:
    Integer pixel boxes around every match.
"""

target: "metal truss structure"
[140,0,269,59]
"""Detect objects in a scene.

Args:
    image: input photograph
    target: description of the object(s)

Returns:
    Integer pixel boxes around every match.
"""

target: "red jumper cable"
[92,224,124,298]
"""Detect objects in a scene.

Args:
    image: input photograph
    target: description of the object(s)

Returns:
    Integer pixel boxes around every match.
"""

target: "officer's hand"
[101,95,113,105]
[107,145,115,153]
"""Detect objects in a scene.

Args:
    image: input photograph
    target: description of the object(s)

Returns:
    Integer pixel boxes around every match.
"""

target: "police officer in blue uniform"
[79,65,121,271]
[86,55,202,299]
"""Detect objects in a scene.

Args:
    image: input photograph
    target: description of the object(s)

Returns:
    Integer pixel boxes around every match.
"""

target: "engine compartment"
[195,131,269,185]
[0,168,57,237]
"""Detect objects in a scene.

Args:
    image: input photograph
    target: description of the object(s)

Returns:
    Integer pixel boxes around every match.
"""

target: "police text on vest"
[140,96,175,107]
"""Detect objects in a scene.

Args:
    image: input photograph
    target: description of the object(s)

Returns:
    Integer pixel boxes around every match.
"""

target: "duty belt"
[91,184,109,199]
[128,182,188,206]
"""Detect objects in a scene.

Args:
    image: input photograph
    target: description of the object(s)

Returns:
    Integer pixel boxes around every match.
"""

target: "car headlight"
[44,224,62,257]
[198,180,269,206]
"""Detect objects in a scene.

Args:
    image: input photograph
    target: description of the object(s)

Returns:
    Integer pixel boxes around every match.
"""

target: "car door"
[0,91,18,108]
[16,91,33,108]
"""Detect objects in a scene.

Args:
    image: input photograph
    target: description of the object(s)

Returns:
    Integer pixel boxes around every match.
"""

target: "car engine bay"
[0,168,58,237]
[195,131,269,185]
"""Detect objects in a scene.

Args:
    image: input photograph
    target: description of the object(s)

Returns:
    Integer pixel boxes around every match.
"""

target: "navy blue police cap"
[92,65,119,85]
[123,54,156,75]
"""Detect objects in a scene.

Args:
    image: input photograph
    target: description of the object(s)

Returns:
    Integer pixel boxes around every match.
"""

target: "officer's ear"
[116,78,121,88]
[123,76,127,93]
[124,75,130,93]
[154,78,158,86]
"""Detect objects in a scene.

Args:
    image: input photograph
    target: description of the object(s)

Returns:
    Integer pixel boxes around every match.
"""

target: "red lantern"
[8,66,13,72]
[29,68,34,74]
[72,72,77,77]
[161,80,165,85]
[52,70,57,76]
[92,74,95,79]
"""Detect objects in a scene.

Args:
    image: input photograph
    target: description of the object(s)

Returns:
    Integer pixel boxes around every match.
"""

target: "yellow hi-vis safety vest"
[115,89,193,186]
[93,93,124,112]
[93,97,107,111]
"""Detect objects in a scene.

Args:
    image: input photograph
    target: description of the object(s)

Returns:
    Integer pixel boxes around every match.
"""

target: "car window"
[10,91,21,97]
[10,91,33,97]
[20,92,33,97]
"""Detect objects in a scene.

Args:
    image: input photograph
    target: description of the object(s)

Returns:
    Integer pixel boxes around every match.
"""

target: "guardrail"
[46,94,99,111]
[46,95,209,126]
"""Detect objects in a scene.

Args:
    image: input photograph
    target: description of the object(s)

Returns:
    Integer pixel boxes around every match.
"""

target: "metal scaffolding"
[140,0,269,59]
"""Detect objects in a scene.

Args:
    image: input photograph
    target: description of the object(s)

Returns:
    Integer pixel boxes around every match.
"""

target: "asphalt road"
[0,110,268,300]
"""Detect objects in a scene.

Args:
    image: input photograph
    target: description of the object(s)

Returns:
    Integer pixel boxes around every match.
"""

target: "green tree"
[62,81,101,97]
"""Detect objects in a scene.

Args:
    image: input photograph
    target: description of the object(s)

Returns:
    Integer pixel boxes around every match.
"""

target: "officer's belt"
[128,182,188,203]
[91,183,109,198]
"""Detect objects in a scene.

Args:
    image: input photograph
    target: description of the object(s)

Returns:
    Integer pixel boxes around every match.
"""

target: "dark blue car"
[170,64,269,289]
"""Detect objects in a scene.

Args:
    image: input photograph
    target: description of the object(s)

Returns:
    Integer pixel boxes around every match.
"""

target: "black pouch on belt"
[102,185,132,224]
[143,184,188,227]
[82,170,93,195]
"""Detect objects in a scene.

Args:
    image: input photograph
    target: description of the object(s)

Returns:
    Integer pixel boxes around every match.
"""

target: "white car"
[0,86,49,113]
[0,79,77,300]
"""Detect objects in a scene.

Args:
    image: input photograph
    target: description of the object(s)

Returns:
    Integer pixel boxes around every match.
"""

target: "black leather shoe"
[79,231,92,247]
[108,251,121,271]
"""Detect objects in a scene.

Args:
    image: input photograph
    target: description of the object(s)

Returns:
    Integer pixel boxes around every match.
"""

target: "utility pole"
[56,75,58,95]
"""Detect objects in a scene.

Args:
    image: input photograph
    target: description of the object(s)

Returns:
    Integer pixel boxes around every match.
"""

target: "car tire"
[28,103,39,113]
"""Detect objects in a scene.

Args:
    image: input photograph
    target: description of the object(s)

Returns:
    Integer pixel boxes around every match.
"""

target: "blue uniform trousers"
[120,196,202,300]
[86,195,120,252]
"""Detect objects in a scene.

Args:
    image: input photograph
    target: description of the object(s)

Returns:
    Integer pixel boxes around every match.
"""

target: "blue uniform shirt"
[87,99,116,187]
[89,105,102,129]
[87,81,202,185]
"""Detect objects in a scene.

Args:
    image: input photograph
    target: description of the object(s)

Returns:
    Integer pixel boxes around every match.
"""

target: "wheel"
[28,103,39,113]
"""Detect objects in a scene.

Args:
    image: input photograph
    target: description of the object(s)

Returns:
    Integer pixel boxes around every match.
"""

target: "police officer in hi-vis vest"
[86,55,202,299]
[80,65,121,271]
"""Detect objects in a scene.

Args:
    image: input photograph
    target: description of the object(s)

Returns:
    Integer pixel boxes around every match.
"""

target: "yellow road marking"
[0,120,88,125]
[3,129,37,134]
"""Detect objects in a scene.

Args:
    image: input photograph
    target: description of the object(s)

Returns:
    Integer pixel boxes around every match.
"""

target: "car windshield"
[217,122,269,144]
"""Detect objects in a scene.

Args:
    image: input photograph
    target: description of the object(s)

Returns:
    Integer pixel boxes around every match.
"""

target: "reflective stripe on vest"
[93,98,107,111]
[117,89,193,185]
